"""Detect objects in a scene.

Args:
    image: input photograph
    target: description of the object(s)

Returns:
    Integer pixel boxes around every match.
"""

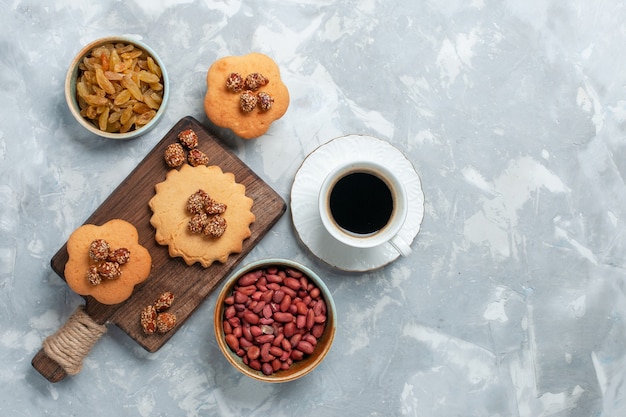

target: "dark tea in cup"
[328,171,393,235]
[318,160,411,256]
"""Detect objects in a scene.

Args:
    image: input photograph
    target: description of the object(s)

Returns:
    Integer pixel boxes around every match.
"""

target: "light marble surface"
[2,1,626,416]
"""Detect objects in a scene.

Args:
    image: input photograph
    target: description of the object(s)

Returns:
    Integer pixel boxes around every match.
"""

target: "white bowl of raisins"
[65,36,169,140]
[214,258,336,382]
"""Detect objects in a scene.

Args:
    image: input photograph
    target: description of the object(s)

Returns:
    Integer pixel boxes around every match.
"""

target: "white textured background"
[2,1,626,416]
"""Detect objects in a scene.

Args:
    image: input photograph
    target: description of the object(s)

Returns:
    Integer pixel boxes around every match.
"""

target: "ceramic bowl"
[214,258,336,382]
[65,36,169,140]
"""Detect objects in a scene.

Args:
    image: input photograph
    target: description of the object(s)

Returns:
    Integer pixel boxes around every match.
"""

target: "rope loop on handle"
[42,306,107,375]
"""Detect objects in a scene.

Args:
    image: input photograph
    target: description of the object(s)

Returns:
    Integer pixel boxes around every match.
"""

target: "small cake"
[64,219,152,305]
[204,52,289,139]
[148,164,256,267]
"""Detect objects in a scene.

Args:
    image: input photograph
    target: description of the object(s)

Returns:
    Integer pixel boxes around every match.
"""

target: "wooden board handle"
[32,306,107,382]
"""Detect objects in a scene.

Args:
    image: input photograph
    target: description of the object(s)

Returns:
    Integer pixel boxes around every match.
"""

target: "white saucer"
[290,135,425,272]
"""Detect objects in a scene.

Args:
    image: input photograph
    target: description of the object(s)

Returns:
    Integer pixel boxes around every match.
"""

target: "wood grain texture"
[49,116,286,352]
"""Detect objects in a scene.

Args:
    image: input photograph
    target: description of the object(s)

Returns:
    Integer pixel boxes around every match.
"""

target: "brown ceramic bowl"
[214,258,336,382]
[65,36,169,140]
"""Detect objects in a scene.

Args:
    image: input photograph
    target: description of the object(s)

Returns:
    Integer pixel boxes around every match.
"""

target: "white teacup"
[318,160,412,256]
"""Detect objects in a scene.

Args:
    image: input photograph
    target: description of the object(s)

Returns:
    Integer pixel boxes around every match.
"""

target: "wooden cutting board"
[32,116,286,381]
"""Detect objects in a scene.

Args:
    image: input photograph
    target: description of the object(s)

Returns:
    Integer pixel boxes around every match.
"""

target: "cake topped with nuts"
[203,52,289,139]
[64,219,152,305]
[148,164,255,267]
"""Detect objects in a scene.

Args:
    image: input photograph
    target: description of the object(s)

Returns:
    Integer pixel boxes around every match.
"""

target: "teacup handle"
[389,235,412,257]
